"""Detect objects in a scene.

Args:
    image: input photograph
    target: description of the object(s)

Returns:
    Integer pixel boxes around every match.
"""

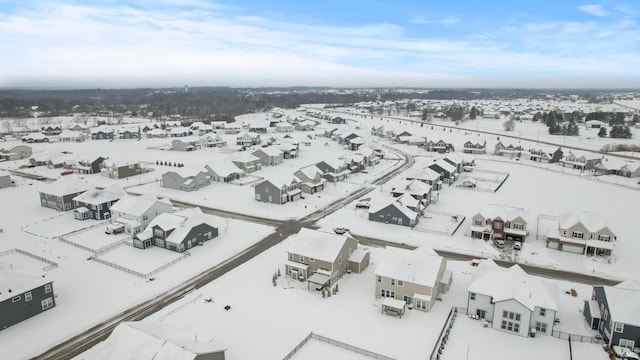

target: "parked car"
[60,170,74,176]
[333,227,350,235]
[513,242,522,251]
[105,223,125,235]
[355,201,370,209]
[493,239,505,249]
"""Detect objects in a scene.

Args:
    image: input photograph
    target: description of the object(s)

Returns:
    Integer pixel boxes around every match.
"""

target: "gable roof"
[39,176,93,197]
[405,167,440,181]
[0,271,50,302]
[368,197,419,220]
[253,146,283,157]
[468,260,558,311]
[474,204,528,223]
[73,184,126,205]
[205,161,244,177]
[287,228,351,263]
[601,285,640,326]
[558,211,610,233]
[138,208,216,244]
[430,159,456,173]
[375,247,444,287]
[110,194,172,216]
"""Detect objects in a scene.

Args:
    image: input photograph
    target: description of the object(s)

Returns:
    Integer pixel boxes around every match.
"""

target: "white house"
[109,194,174,235]
[467,260,559,337]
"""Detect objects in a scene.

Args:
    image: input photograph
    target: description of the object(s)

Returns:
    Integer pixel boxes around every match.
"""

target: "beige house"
[375,247,451,312]
[0,144,32,161]
[284,228,368,290]
[546,211,616,256]
[470,204,528,242]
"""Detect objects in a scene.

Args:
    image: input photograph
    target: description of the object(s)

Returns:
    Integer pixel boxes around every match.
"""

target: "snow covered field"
[0,104,638,359]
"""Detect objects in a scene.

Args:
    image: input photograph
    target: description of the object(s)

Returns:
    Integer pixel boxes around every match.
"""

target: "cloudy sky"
[1,0,639,88]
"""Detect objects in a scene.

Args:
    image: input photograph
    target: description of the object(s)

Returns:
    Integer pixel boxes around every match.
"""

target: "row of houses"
[29,152,147,179]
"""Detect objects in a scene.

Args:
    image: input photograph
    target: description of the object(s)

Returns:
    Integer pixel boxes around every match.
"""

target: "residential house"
[41,125,62,136]
[594,159,627,176]
[618,163,640,178]
[224,122,242,134]
[342,153,367,173]
[141,123,160,133]
[101,160,143,179]
[467,260,558,337]
[546,211,616,256]
[254,176,302,204]
[494,142,524,158]
[368,196,420,228]
[529,147,563,163]
[58,130,85,142]
[275,122,294,133]
[397,135,426,146]
[211,121,227,130]
[284,228,366,289]
[205,161,245,182]
[405,166,442,190]
[439,154,464,174]
[329,116,346,124]
[426,139,452,153]
[144,128,167,138]
[162,167,211,192]
[370,125,385,137]
[356,147,381,166]
[252,147,284,166]
[236,132,261,146]
[294,166,325,194]
[294,120,316,131]
[21,133,49,143]
[81,321,226,360]
[172,137,202,152]
[0,271,55,332]
[470,204,528,242]
[73,155,106,174]
[47,152,75,169]
[0,170,11,189]
[583,282,640,352]
[133,208,218,252]
[560,151,603,171]
[279,142,299,159]
[200,133,226,148]
[389,179,432,208]
[428,159,457,184]
[118,127,140,139]
[189,122,214,135]
[90,126,114,140]
[169,126,191,137]
[0,144,32,161]
[315,159,349,182]
[463,141,486,154]
[348,137,367,150]
[375,247,451,312]
[248,120,269,134]
[109,194,174,235]
[230,153,262,173]
[39,176,92,211]
[73,184,126,220]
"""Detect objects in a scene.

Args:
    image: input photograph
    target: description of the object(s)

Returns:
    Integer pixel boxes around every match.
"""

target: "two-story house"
[254,176,302,204]
[284,228,367,290]
[0,271,55,332]
[368,196,420,228]
[0,144,32,161]
[172,137,203,152]
[205,161,245,182]
[389,179,433,208]
[560,151,603,171]
[252,147,284,166]
[200,133,227,147]
[584,281,640,352]
[528,147,563,163]
[467,260,559,337]
[470,204,528,242]
[294,166,325,194]
[545,211,616,256]
[133,208,218,252]
[404,166,442,190]
[73,155,106,174]
[494,142,524,158]
[90,126,114,140]
[229,153,262,173]
[375,247,451,312]
[428,159,457,184]
[236,132,260,146]
[73,184,126,220]
[101,160,143,179]
[315,159,349,182]
[109,194,174,235]
[39,176,93,211]
[161,167,211,192]
[463,141,486,154]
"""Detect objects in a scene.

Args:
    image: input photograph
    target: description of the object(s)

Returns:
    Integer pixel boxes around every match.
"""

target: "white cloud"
[578,4,608,17]
[411,16,459,26]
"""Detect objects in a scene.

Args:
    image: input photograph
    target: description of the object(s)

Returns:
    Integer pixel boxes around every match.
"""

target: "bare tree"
[503,116,516,131]
[1,120,13,134]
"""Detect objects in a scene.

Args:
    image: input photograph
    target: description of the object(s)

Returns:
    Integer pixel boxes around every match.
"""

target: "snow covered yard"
[415,209,466,236]
[0,250,55,273]
[62,224,130,252]
[95,244,186,275]
[22,211,105,239]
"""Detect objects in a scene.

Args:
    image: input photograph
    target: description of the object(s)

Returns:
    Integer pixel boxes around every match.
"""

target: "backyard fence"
[282,332,395,360]
[552,330,601,344]
[0,248,59,271]
[429,307,460,360]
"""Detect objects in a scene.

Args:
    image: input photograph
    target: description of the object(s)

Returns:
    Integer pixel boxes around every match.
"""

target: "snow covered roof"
[297,165,323,179]
[73,184,126,205]
[368,196,418,220]
[164,167,207,178]
[375,247,445,287]
[0,170,10,177]
[81,320,225,360]
[205,161,244,177]
[228,153,260,163]
[287,228,352,263]
[0,271,50,302]
[137,208,216,244]
[474,204,528,223]
[432,159,456,173]
[110,194,173,217]
[390,179,432,195]
[261,174,299,188]
[468,260,558,311]
[602,286,640,326]
[558,211,611,233]
[405,167,440,181]
[253,146,283,157]
[39,176,93,197]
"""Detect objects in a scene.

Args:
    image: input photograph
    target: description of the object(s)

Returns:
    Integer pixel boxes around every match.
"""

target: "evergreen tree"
[598,127,607,137]
[532,111,542,122]
[469,106,479,120]
[566,120,580,136]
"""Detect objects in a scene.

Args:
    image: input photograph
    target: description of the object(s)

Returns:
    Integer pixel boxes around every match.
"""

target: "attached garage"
[348,249,370,274]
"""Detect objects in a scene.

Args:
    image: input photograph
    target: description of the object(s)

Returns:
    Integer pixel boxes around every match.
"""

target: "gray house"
[294,166,325,194]
[0,170,11,189]
[73,184,126,220]
[0,271,55,332]
[133,208,218,252]
[73,155,106,174]
[39,177,93,211]
[583,282,640,352]
[368,197,420,227]
[205,161,245,182]
[101,160,143,179]
[162,168,211,191]
[230,153,262,173]
[172,137,202,151]
[252,147,284,166]
[316,159,349,182]
[254,177,302,204]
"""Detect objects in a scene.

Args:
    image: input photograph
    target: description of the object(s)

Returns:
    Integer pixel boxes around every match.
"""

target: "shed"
[348,249,370,274]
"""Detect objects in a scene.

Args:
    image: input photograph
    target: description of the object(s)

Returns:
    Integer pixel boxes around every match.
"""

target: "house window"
[380,289,395,298]
[503,311,521,321]
[391,279,396,286]
[470,293,476,300]
[286,266,291,275]
[562,230,567,236]
[614,323,624,333]
[415,299,427,310]
[142,215,148,221]
[41,297,54,310]
[25,292,32,302]
[572,231,584,239]
[12,295,21,303]
[494,222,502,229]
[397,280,403,286]
[540,308,546,317]
[45,284,52,294]
[474,220,482,226]
[299,255,304,262]
[513,223,524,230]
[309,257,315,262]
[604,309,608,320]
[598,235,610,242]
[377,275,382,283]
[501,320,520,333]
[288,253,293,261]
[535,322,548,333]
[620,339,635,349]
[154,229,164,237]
